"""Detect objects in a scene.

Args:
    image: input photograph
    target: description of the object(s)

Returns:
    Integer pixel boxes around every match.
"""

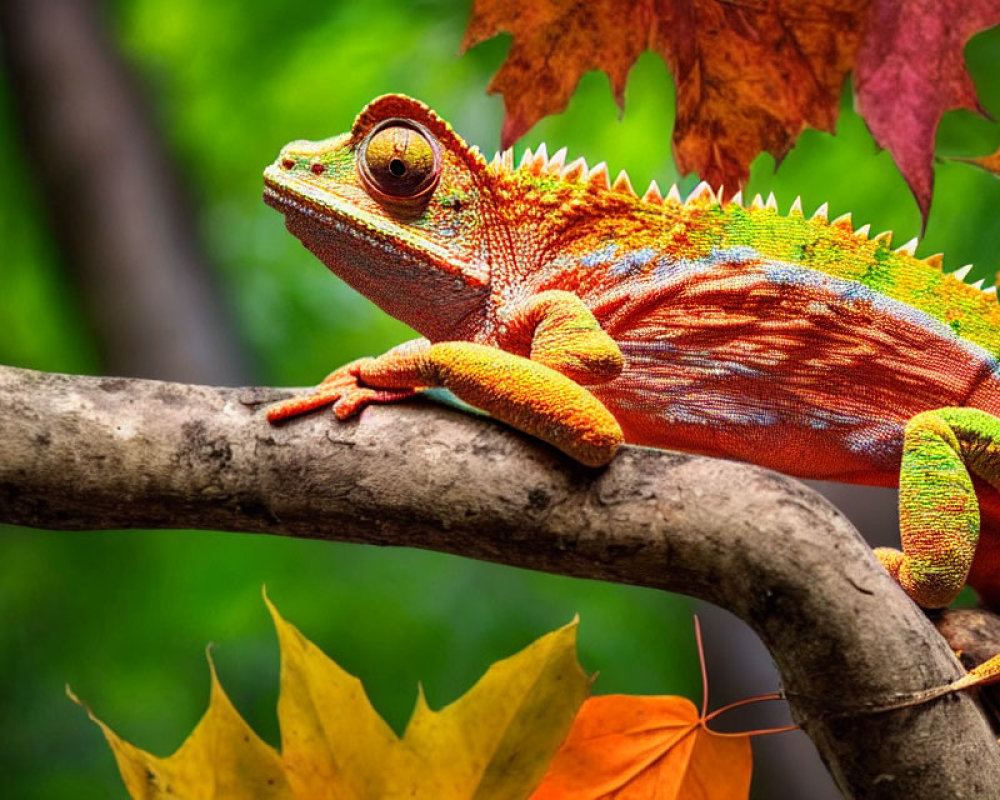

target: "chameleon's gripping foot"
[874,546,962,609]
[266,359,417,423]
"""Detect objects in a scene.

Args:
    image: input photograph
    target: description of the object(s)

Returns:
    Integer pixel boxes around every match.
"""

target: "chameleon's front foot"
[874,547,965,609]
[265,359,418,423]
[266,339,623,467]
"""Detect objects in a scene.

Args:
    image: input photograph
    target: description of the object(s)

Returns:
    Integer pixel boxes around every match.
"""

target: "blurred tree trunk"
[0,0,249,383]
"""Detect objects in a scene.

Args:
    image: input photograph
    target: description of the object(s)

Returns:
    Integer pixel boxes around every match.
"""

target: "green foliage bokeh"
[1,1,999,796]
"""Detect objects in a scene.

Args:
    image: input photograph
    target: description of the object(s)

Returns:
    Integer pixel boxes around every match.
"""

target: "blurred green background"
[1,1,999,797]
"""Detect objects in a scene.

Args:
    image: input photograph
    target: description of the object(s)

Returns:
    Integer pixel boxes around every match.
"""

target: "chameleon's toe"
[874,546,905,580]
[331,386,418,419]
[266,362,373,423]
[265,384,349,423]
[873,546,961,608]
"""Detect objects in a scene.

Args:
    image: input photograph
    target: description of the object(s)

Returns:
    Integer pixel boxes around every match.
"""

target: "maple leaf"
[854,0,1000,221]
[267,593,590,799]
[529,694,752,800]
[957,145,1000,178]
[527,617,796,800]
[71,594,590,800]
[67,652,294,800]
[463,0,1000,219]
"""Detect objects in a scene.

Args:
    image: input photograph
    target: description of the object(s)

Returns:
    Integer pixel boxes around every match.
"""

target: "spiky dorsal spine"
[643,180,663,205]
[499,139,998,298]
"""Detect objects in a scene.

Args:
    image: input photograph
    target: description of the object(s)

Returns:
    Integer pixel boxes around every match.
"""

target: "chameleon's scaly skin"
[263,94,1000,609]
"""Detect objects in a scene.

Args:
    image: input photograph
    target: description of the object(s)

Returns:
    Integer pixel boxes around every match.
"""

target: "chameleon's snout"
[265,134,353,195]
[274,134,350,167]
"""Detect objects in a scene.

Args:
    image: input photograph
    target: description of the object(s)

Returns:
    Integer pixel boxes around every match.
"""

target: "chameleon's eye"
[357,119,441,213]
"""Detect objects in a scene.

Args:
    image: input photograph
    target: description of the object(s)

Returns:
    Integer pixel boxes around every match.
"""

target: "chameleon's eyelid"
[356,118,442,215]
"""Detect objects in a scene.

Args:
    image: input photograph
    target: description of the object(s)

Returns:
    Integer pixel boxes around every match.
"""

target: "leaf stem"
[695,615,710,721]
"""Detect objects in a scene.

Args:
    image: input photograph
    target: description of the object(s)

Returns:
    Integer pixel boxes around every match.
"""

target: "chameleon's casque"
[265,94,1000,610]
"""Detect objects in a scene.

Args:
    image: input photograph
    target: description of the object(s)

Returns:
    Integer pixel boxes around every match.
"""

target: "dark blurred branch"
[0,0,249,383]
[1,362,999,799]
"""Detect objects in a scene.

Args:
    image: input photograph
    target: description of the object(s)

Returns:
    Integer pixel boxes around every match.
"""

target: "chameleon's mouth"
[263,182,314,220]
[263,183,297,213]
[263,168,335,222]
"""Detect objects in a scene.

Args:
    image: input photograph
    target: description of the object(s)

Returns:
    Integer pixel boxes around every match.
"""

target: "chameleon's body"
[264,94,1000,609]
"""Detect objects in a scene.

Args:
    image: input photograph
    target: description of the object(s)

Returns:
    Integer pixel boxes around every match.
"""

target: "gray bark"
[1,362,998,799]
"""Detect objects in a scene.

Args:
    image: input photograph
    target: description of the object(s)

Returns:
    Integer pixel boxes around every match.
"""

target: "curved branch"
[1,363,998,798]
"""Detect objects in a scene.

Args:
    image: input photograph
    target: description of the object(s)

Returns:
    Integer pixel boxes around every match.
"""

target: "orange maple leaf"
[528,616,798,800]
[529,694,752,800]
[463,0,1000,220]
[957,146,1000,179]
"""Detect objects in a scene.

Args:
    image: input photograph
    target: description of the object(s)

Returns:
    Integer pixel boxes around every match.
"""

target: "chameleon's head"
[263,95,493,341]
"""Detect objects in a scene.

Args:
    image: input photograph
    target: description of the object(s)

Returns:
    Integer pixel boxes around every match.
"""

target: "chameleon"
[263,93,1000,611]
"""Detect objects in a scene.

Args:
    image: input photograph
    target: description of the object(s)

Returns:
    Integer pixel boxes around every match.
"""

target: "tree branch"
[1,362,998,798]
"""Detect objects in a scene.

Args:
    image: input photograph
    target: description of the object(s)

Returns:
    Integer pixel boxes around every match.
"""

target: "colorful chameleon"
[263,94,1000,610]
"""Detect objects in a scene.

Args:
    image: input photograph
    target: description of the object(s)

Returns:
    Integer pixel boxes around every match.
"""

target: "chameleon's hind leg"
[875,408,1000,607]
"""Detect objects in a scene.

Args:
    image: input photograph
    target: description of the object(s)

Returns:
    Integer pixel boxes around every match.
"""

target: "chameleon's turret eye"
[358,119,442,214]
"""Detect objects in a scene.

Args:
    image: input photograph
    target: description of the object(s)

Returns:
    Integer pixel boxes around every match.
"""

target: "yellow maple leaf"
[67,651,293,800]
[72,593,590,800]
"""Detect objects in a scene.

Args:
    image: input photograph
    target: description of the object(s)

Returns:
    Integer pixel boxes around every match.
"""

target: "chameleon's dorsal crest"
[831,212,853,230]
[519,147,547,175]
[561,156,588,182]
[687,181,717,205]
[587,163,611,191]
[546,147,568,176]
[642,179,663,205]
[612,170,636,197]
